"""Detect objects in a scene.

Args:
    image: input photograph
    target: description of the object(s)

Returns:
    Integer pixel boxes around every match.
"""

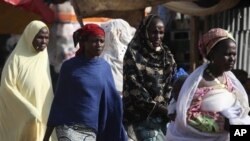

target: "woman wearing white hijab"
[100,19,135,96]
[166,28,250,141]
[0,21,56,141]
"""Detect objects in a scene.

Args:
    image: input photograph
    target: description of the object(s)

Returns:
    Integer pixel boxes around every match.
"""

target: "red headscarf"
[73,23,105,56]
[198,28,235,58]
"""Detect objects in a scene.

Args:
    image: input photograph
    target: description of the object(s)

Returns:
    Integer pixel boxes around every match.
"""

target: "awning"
[0,0,55,34]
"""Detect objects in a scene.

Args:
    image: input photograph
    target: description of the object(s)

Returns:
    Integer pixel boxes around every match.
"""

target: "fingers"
[221,105,243,119]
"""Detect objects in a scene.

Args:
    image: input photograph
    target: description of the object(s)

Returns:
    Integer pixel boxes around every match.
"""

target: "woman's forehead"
[88,35,105,39]
[219,40,236,50]
[150,18,164,26]
[211,39,236,52]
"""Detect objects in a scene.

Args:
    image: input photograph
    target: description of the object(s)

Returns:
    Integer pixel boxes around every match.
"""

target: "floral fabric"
[187,75,234,133]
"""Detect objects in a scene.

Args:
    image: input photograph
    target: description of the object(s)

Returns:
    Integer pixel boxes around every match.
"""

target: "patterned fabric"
[56,124,96,141]
[198,28,235,58]
[166,64,250,141]
[128,117,166,141]
[187,75,234,133]
[123,15,176,124]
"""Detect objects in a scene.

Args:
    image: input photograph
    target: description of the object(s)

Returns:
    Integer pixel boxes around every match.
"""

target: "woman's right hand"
[220,104,242,119]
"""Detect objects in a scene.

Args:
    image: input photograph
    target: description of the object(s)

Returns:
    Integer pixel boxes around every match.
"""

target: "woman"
[123,15,176,141]
[166,28,250,141]
[0,21,55,141]
[100,19,135,96]
[44,24,127,141]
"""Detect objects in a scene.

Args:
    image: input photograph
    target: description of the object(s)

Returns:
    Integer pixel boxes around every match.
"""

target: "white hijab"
[100,19,135,95]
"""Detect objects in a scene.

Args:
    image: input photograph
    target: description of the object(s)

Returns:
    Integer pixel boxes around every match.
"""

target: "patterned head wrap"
[73,23,105,56]
[198,28,235,58]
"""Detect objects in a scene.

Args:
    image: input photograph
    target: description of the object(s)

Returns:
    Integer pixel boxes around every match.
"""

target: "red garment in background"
[2,0,55,23]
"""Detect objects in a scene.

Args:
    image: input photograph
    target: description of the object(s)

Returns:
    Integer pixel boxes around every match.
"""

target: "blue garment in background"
[172,67,188,83]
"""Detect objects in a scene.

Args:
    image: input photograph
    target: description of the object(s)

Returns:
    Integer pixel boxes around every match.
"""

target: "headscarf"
[123,14,176,123]
[73,23,105,56]
[0,20,57,141]
[100,19,135,62]
[16,20,49,53]
[198,28,235,58]
[132,14,162,47]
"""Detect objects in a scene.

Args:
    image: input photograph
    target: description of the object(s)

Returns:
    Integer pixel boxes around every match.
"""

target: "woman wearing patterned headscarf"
[123,15,177,141]
[0,20,56,141]
[166,28,250,141]
[44,24,127,141]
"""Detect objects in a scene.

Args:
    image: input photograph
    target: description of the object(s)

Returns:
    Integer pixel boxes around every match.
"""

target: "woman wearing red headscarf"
[43,24,127,141]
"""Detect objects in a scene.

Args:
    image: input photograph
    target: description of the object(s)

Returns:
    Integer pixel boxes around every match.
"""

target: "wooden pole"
[71,0,84,27]
[189,16,199,72]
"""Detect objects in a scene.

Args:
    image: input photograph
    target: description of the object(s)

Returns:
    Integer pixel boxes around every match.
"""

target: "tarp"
[0,0,55,34]
[0,0,241,34]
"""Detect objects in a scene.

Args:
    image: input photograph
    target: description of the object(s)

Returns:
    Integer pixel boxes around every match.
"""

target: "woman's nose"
[42,38,48,43]
[156,34,161,40]
[229,55,236,61]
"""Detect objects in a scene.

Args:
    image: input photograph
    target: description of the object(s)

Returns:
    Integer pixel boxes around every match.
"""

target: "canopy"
[0,0,241,34]
[71,0,240,26]
[164,0,240,16]
[0,0,55,34]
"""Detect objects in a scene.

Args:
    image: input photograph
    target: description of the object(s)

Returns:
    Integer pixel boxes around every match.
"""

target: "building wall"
[207,1,250,77]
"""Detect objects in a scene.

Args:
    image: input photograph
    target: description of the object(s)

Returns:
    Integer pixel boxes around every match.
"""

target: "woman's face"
[147,18,165,48]
[84,35,105,58]
[32,27,49,52]
[211,39,237,72]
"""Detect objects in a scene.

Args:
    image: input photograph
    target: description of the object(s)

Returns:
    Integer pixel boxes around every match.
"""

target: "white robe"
[166,63,250,141]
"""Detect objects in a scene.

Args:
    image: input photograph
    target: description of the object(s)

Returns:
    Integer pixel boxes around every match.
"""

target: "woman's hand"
[221,104,242,119]
[155,103,169,119]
